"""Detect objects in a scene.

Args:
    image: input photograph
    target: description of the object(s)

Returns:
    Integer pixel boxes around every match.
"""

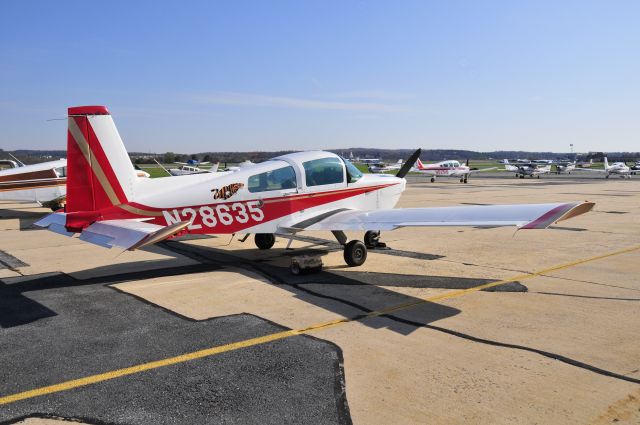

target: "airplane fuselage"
[94,151,406,235]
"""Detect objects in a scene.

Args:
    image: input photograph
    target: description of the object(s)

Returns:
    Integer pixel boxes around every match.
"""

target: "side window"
[248,166,297,193]
[303,157,345,187]
[54,166,67,177]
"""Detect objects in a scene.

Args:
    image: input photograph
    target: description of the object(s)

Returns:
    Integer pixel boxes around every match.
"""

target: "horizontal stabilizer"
[35,213,190,250]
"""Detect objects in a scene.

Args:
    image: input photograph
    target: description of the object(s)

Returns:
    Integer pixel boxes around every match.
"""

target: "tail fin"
[67,106,137,212]
[416,158,424,169]
[603,157,609,169]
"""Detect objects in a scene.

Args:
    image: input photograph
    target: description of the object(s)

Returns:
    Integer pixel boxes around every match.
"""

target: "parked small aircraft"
[555,161,576,174]
[0,157,67,209]
[577,157,632,179]
[167,162,219,176]
[413,159,496,183]
[35,106,594,267]
[503,160,551,179]
[368,159,403,173]
[577,159,594,168]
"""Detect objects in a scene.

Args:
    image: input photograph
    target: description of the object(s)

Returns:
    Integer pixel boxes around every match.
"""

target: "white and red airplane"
[35,106,594,267]
[413,158,496,183]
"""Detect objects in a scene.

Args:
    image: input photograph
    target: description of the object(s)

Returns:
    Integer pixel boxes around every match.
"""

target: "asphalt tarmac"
[1,174,639,424]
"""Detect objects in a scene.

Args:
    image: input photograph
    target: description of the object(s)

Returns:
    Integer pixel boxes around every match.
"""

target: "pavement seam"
[1,243,639,406]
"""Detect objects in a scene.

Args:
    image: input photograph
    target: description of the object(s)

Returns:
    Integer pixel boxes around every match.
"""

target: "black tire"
[515,174,519,178]
[364,230,380,248]
[344,240,367,267]
[290,262,301,275]
[459,178,464,183]
[520,175,525,179]
[463,179,468,184]
[430,177,435,183]
[255,233,275,250]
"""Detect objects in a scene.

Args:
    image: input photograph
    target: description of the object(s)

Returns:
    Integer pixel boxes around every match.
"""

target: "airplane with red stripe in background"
[412,158,497,183]
[35,106,595,267]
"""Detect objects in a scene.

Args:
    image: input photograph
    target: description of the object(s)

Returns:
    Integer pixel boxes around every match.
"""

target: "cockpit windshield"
[340,156,363,183]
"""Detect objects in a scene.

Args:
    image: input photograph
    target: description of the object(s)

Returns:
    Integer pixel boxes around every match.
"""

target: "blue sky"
[1,1,638,153]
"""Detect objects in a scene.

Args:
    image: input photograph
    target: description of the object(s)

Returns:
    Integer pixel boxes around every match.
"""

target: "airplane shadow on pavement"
[0,237,524,334]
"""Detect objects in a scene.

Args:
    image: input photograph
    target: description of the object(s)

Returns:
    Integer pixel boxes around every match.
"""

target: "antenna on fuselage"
[396,148,422,179]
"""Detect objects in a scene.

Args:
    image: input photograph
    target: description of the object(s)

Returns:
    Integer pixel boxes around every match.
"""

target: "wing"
[468,167,498,174]
[35,213,190,250]
[574,168,606,173]
[281,202,594,232]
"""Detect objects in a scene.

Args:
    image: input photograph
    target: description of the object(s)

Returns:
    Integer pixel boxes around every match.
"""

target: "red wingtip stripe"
[521,203,575,229]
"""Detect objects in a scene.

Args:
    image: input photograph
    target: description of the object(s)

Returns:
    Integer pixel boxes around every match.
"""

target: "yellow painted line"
[1,244,639,406]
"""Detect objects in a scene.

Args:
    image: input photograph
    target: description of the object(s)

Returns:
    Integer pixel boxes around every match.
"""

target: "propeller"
[396,148,422,179]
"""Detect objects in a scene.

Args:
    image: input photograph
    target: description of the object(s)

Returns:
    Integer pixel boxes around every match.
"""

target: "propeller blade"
[396,148,422,178]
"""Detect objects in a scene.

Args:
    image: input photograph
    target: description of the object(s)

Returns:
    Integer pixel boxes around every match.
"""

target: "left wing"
[282,202,594,232]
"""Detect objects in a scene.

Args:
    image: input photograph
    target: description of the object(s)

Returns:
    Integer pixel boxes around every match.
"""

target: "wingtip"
[556,201,595,223]
[521,201,595,230]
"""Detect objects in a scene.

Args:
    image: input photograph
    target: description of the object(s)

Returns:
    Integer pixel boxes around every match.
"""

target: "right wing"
[282,202,594,232]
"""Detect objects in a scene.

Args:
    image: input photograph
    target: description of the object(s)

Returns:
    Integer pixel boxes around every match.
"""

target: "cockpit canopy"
[245,151,364,194]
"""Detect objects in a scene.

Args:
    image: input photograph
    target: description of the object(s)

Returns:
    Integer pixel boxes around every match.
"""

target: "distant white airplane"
[577,157,632,179]
[154,159,220,176]
[368,159,403,173]
[577,159,594,168]
[555,161,576,174]
[34,105,595,267]
[414,158,496,183]
[503,160,551,179]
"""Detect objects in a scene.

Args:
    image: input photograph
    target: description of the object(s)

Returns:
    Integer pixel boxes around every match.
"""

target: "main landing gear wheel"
[460,178,464,183]
[520,175,525,179]
[255,233,275,250]
[364,230,381,248]
[515,174,519,178]
[463,177,468,183]
[344,240,367,267]
[430,177,435,183]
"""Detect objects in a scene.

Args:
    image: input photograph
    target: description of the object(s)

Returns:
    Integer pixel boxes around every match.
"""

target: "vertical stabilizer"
[66,106,137,212]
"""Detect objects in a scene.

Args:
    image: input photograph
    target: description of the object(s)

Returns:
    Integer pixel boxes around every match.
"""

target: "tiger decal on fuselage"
[211,183,244,200]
